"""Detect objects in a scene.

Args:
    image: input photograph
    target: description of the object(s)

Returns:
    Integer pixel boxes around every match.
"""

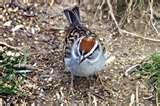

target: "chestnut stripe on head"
[79,37,96,54]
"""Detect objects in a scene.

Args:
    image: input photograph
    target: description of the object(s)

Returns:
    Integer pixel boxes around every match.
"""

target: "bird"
[63,6,107,86]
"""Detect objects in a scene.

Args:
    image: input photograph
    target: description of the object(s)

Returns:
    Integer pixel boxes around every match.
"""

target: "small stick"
[125,64,140,77]
[14,64,36,70]
[121,29,160,42]
[149,0,159,33]
[156,92,159,106]
[107,0,160,42]
[0,98,2,106]
[129,93,135,106]
[107,0,122,35]
[136,81,140,106]
[0,41,22,51]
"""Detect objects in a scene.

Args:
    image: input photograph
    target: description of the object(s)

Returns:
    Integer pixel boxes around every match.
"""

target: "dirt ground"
[0,0,160,105]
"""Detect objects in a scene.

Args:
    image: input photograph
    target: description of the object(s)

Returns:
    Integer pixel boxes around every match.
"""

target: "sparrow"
[63,6,107,82]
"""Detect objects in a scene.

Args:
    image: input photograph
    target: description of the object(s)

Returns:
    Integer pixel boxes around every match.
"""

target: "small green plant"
[0,50,28,96]
[137,52,160,94]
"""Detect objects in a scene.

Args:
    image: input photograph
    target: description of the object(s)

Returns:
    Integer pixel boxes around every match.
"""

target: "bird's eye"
[87,45,99,59]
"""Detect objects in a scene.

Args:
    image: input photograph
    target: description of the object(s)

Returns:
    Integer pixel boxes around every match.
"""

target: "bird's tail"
[64,6,81,26]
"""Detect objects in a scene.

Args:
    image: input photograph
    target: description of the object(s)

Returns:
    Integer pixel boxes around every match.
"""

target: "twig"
[143,95,154,100]
[0,41,22,51]
[125,64,140,77]
[149,0,153,21]
[93,0,105,24]
[106,0,122,35]
[135,81,139,106]
[14,64,36,70]
[156,92,159,106]
[49,0,55,7]
[149,0,159,33]
[92,95,97,106]
[107,0,160,42]
[0,98,2,106]
[129,93,135,106]
[151,22,159,34]
[99,0,106,20]
[90,91,105,101]
[120,29,160,42]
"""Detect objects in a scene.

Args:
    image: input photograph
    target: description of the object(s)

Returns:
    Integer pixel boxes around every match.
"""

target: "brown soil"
[0,0,160,105]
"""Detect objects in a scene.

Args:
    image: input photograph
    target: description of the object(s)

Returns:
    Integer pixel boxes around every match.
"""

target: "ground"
[0,0,160,105]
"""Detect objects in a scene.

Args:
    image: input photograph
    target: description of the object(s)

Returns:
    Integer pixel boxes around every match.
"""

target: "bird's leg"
[96,74,104,86]
[87,76,95,89]
[86,76,91,88]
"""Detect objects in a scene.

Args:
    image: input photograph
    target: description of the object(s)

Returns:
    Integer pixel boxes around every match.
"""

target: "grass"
[137,52,160,96]
[0,50,29,96]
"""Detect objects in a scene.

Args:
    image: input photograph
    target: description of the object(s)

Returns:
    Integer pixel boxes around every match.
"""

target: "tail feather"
[72,6,80,20]
[64,6,81,26]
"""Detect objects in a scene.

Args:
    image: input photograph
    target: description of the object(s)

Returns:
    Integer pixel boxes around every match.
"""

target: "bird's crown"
[79,37,96,54]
